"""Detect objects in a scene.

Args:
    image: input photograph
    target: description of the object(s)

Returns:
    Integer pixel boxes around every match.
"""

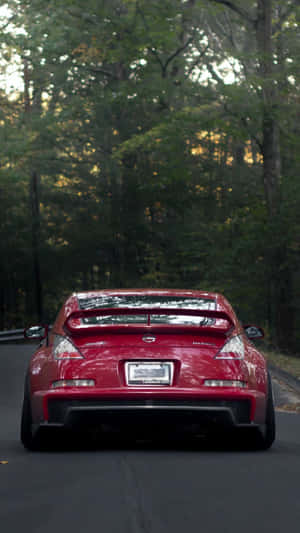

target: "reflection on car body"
[21,289,275,450]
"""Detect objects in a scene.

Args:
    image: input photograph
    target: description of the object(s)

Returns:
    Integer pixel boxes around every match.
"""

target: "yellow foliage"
[244,144,263,164]
[83,143,96,156]
[144,207,152,221]
[55,175,81,188]
[72,43,88,55]
[191,131,262,166]
[72,42,102,62]
[55,175,71,188]
[91,165,100,175]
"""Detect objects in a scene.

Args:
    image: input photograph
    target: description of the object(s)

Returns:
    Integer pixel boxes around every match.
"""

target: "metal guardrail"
[0,329,25,342]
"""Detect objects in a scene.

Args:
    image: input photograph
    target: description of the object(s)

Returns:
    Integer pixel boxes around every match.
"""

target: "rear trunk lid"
[57,308,245,389]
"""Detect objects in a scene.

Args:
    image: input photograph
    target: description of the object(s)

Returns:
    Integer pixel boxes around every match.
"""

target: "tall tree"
[0,0,299,351]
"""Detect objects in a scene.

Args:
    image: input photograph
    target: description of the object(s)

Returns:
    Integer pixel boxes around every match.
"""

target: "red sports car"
[21,289,275,450]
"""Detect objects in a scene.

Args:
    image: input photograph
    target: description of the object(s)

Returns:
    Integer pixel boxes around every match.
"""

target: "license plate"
[125,362,173,385]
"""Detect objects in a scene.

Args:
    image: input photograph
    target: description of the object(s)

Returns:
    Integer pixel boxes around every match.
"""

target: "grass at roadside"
[261,347,300,380]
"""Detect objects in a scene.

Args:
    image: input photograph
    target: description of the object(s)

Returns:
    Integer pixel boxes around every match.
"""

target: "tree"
[205,0,300,348]
[0,0,299,352]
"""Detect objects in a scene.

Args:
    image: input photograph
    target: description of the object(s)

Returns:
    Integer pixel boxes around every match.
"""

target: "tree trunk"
[30,171,43,322]
[24,59,44,322]
[256,0,283,344]
[256,0,281,219]
[211,0,285,346]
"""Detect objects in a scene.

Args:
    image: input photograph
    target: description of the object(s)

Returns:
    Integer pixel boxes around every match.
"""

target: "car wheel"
[20,376,42,451]
[253,371,276,450]
[237,372,275,451]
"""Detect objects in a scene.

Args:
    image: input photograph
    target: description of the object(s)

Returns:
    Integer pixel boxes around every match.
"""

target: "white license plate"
[125,362,173,385]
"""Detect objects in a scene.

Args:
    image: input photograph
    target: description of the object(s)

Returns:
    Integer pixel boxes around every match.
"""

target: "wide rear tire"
[20,376,42,451]
[253,371,276,450]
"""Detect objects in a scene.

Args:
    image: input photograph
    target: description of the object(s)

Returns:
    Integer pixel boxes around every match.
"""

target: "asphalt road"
[1,344,300,533]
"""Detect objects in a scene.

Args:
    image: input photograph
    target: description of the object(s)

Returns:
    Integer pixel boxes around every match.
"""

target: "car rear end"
[29,293,268,441]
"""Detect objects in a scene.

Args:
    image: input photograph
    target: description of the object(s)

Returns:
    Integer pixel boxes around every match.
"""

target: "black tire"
[254,371,276,450]
[236,372,275,451]
[20,376,42,451]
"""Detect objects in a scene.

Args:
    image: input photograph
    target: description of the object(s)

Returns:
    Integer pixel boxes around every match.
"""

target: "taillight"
[52,379,95,388]
[204,380,246,388]
[215,335,245,360]
[53,336,84,359]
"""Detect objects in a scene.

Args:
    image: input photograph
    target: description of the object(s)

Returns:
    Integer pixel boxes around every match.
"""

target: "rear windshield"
[78,295,216,326]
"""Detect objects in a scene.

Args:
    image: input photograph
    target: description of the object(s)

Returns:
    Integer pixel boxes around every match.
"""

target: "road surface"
[0,344,300,533]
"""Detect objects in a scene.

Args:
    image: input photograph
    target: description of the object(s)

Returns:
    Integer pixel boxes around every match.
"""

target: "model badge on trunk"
[142,335,156,343]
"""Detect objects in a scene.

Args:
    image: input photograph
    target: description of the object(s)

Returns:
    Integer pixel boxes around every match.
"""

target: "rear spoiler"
[64,308,234,336]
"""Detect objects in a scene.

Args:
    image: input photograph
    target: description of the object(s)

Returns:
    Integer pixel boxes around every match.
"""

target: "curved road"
[1,344,300,533]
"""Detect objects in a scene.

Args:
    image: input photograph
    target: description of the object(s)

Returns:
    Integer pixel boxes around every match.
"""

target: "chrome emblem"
[142,335,156,343]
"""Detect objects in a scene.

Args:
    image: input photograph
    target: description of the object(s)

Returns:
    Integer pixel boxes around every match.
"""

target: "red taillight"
[53,336,83,360]
[215,335,245,360]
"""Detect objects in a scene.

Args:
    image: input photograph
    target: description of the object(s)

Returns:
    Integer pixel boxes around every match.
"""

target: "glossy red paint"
[24,289,271,444]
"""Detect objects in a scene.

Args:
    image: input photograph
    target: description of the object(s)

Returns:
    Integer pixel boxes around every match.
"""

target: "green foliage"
[0,0,299,352]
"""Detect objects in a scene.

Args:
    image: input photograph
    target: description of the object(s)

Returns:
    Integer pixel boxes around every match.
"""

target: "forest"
[0,0,299,352]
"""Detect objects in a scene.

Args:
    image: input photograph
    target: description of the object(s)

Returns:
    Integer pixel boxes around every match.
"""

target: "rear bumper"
[31,387,266,431]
